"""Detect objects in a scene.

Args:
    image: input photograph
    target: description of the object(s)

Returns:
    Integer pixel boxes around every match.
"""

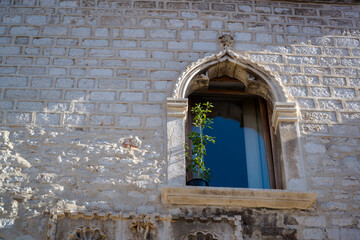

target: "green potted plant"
[186,102,215,186]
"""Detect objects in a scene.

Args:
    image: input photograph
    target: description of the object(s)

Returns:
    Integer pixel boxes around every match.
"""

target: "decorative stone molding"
[167,98,188,118]
[272,102,298,133]
[171,214,241,223]
[129,214,157,240]
[67,226,106,240]
[47,209,240,223]
[172,49,290,103]
[47,210,242,240]
[162,186,317,210]
[174,214,243,240]
[183,231,220,240]
[47,210,124,240]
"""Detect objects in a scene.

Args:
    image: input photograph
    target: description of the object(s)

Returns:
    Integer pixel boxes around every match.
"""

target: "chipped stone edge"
[161,186,317,210]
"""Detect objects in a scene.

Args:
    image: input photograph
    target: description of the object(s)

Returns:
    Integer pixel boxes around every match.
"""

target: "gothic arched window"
[164,49,317,209]
[166,49,307,191]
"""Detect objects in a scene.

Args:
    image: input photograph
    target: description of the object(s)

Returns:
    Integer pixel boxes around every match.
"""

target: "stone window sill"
[161,186,317,210]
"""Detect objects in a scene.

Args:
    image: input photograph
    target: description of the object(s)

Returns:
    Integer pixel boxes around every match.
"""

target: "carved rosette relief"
[130,214,157,240]
[184,231,219,240]
[218,34,234,48]
[67,226,106,240]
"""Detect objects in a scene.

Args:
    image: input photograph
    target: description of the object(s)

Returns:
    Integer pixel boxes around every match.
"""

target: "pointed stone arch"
[171,49,291,104]
[166,49,308,192]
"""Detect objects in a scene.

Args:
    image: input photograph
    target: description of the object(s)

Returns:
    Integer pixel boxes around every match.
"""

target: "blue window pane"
[202,117,248,188]
[194,98,271,189]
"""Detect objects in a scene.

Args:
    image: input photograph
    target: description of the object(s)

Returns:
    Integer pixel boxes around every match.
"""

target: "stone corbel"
[130,215,157,240]
[167,98,188,118]
[271,102,298,133]
[68,226,106,240]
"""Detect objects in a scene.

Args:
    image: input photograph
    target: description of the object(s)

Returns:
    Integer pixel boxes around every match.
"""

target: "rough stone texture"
[0,0,359,239]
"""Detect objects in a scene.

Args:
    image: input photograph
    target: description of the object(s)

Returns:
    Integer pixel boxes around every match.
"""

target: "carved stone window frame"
[164,49,317,209]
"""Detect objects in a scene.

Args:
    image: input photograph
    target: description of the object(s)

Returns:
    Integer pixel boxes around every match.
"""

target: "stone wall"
[0,0,359,239]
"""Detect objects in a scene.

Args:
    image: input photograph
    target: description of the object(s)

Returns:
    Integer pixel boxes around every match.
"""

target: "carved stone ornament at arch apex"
[218,34,234,48]
[67,226,106,240]
[166,49,309,192]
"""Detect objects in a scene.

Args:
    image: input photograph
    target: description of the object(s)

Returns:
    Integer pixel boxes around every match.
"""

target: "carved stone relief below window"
[129,214,157,240]
[67,226,106,240]
[48,210,243,240]
[185,231,219,240]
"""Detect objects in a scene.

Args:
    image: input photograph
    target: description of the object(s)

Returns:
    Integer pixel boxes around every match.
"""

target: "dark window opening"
[186,76,282,189]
